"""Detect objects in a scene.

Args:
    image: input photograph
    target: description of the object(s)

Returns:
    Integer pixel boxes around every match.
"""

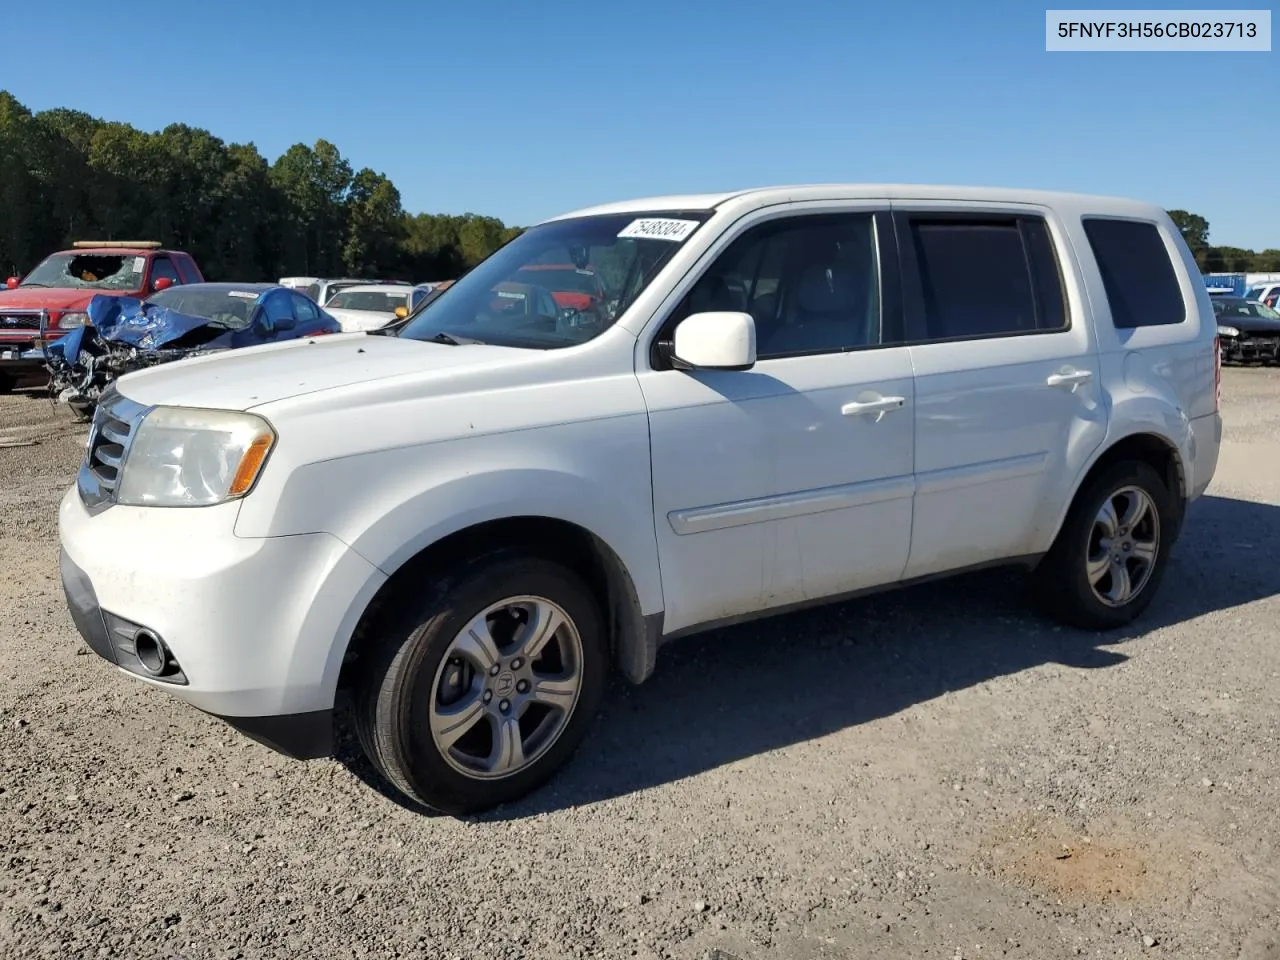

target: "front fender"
[234,416,664,617]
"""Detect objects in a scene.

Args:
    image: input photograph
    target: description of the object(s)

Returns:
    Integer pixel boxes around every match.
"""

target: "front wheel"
[1033,460,1174,630]
[354,554,607,815]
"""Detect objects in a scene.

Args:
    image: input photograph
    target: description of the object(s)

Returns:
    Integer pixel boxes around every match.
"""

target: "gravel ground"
[1,370,1278,960]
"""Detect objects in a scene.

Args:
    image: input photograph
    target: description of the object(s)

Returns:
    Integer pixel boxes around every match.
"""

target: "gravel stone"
[2,371,1279,958]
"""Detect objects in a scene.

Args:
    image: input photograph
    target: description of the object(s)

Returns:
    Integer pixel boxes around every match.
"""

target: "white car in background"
[322,284,432,331]
[278,276,320,292]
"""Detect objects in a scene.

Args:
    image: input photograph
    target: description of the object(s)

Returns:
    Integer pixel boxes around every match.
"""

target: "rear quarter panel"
[1059,205,1218,510]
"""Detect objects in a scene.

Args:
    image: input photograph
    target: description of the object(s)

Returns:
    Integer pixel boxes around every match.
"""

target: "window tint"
[261,290,294,327]
[150,257,180,284]
[291,293,319,323]
[1081,218,1185,328]
[907,217,1066,341]
[671,214,882,360]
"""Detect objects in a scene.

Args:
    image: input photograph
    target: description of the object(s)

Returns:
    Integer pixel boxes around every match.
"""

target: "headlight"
[116,407,276,507]
[1217,325,1240,337]
[57,312,88,329]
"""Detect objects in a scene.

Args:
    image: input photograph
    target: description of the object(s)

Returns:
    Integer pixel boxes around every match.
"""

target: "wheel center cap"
[494,672,516,698]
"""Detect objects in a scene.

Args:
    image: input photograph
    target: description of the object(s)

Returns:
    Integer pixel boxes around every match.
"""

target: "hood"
[0,287,132,311]
[112,331,535,410]
[86,295,220,349]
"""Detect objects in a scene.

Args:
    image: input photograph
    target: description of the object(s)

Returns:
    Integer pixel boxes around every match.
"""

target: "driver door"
[635,205,917,633]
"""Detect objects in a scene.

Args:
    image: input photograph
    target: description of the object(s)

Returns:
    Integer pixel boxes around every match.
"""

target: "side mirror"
[671,311,756,371]
[5,277,19,289]
[152,276,175,291]
[274,315,298,331]
[394,305,409,319]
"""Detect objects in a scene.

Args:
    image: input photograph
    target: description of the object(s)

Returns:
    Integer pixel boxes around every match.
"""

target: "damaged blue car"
[45,282,342,419]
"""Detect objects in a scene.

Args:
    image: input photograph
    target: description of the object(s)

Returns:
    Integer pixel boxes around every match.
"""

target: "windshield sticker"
[617,218,700,242]
[133,256,146,272]
[496,290,525,300]
[228,290,260,299]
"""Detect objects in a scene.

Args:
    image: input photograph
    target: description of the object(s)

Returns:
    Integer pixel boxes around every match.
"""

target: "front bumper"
[58,487,388,758]
[1220,335,1279,363]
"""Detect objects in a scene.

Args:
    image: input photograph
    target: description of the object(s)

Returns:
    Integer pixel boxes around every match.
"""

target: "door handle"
[1046,369,1093,390]
[841,396,905,421]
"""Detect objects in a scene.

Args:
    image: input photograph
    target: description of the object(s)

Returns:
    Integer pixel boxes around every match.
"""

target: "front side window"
[261,290,295,328]
[291,293,320,323]
[906,216,1066,341]
[1082,218,1185,329]
[398,211,710,349]
[150,257,180,284]
[663,213,882,360]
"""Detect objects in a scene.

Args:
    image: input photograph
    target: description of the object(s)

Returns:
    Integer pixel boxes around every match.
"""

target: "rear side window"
[1081,218,1186,328]
[905,216,1066,341]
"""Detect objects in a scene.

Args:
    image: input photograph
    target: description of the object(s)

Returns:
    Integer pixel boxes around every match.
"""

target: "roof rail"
[71,241,162,249]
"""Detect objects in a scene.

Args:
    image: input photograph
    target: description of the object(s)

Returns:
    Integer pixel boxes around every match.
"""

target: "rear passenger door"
[893,204,1107,579]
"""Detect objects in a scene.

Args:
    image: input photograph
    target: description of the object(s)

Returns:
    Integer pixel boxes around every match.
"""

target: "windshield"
[327,290,411,312]
[146,287,264,328]
[398,211,709,348]
[1215,299,1280,320]
[1245,286,1269,301]
[21,252,146,290]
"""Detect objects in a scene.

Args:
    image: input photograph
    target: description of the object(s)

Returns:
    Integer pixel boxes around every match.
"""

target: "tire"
[354,552,607,815]
[1033,460,1174,630]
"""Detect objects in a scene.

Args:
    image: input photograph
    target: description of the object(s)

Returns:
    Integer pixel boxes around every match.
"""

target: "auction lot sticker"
[618,218,701,242]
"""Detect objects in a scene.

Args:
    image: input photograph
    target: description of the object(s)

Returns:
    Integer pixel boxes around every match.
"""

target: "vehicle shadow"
[334,494,1280,819]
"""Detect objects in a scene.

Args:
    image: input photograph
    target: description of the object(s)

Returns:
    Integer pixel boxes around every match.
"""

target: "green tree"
[343,169,403,275]
[1167,209,1210,257]
[0,89,523,282]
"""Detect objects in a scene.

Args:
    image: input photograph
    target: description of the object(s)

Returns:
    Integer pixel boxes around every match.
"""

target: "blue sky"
[4,0,1277,248]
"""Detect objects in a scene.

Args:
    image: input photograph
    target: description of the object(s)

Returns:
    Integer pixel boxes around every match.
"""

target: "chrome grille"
[77,389,149,511]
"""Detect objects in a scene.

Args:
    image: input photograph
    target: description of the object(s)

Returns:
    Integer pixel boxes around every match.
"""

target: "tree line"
[1167,210,1280,273]
[3,91,1275,285]
[0,90,523,283]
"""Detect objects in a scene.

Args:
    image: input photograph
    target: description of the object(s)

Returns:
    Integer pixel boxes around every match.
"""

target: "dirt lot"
[2,370,1279,960]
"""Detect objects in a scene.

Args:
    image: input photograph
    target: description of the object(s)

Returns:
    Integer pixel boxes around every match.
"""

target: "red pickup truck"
[0,241,204,391]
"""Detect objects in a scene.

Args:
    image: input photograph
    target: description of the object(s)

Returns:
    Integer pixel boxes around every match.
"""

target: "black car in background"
[1212,296,1280,364]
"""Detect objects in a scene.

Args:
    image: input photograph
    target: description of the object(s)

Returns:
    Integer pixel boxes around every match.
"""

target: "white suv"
[58,185,1222,814]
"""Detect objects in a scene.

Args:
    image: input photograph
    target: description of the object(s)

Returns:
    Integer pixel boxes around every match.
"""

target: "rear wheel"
[1033,460,1174,630]
[354,553,607,815]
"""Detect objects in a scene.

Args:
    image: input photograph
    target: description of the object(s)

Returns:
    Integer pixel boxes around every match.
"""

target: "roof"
[161,282,277,294]
[543,184,1165,223]
[57,246,183,256]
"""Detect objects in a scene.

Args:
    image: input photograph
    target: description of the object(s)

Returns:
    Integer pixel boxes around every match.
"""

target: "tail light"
[1214,335,1222,411]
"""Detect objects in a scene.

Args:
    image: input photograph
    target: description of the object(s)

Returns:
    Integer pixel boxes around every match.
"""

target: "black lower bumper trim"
[214,710,335,760]
[59,548,117,663]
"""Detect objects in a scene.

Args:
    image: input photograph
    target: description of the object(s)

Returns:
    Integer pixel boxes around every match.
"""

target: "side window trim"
[895,209,1071,346]
[647,208,902,370]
